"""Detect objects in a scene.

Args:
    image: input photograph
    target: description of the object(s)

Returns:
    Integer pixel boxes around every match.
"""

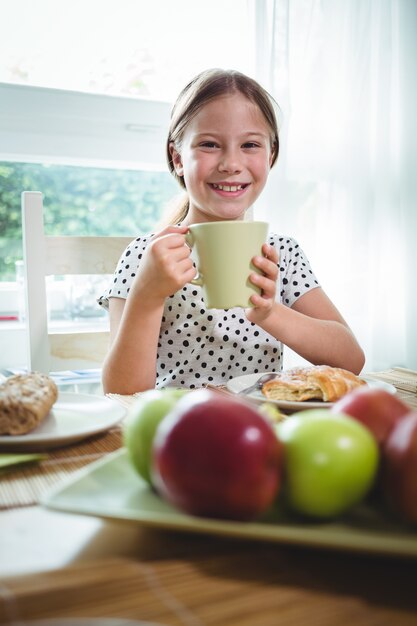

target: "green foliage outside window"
[0,162,178,280]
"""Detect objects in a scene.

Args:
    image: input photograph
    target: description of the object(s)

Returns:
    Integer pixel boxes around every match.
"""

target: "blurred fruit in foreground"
[277,409,379,518]
[382,411,417,524]
[124,388,187,485]
[331,387,410,447]
[258,402,286,425]
[152,389,284,520]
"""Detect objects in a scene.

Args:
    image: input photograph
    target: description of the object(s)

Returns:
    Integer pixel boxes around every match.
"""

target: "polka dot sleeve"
[97,235,151,310]
[272,234,320,307]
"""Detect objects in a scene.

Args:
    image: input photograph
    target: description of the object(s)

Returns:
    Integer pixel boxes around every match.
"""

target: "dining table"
[1,367,417,626]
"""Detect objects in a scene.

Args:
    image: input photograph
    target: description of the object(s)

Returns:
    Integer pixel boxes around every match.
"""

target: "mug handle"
[185,231,204,287]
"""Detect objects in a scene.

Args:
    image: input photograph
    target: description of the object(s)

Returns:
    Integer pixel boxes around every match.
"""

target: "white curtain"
[254,0,417,372]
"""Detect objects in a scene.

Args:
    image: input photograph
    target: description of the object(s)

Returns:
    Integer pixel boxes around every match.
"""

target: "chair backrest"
[21,191,133,373]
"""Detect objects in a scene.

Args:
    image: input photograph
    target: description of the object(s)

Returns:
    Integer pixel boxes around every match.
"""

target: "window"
[0,82,175,284]
[0,0,255,281]
[0,161,178,281]
[0,0,254,100]
[0,1,255,368]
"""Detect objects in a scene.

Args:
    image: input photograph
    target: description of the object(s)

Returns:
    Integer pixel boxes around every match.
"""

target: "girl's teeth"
[213,184,243,192]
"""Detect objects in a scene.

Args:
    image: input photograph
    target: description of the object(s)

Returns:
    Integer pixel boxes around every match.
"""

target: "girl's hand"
[130,225,196,303]
[245,243,279,324]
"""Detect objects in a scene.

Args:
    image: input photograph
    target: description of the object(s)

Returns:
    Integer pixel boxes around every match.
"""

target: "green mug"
[185,221,269,309]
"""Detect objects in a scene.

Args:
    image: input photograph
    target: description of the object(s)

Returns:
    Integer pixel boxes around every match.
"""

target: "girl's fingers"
[155,232,189,249]
[249,293,266,308]
[152,224,189,238]
[251,279,275,301]
[252,255,279,280]
[148,233,192,266]
[262,243,279,263]
[250,268,277,291]
[175,254,195,273]
[180,263,198,282]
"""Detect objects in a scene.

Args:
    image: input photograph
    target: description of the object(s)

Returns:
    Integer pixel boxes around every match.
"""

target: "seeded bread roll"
[0,372,58,436]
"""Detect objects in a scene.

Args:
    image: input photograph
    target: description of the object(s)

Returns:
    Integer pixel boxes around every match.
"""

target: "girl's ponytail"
[157,192,189,227]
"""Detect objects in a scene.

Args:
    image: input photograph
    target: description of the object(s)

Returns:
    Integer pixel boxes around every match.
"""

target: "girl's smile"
[170,92,275,224]
[208,181,250,197]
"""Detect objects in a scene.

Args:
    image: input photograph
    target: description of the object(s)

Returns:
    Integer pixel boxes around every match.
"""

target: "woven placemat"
[366,367,417,393]
[107,393,140,409]
[365,368,417,411]
[0,427,123,510]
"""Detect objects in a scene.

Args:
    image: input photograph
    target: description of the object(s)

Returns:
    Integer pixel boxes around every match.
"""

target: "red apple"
[151,389,283,521]
[331,387,410,447]
[382,411,417,524]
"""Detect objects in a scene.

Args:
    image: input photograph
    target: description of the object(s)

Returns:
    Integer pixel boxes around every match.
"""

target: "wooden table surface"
[1,368,417,625]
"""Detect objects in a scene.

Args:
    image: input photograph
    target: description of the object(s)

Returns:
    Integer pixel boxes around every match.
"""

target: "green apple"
[123,388,187,485]
[258,402,285,425]
[277,409,379,518]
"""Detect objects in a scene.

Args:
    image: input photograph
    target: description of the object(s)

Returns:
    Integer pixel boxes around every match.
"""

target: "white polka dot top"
[98,232,320,389]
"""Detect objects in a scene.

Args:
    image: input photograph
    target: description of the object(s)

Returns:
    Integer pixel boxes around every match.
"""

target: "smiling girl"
[99,68,364,394]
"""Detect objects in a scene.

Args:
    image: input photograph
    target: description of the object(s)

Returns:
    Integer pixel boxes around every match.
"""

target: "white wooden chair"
[21,191,133,373]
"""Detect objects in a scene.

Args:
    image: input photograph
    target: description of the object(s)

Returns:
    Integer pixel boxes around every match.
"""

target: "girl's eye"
[242,142,260,149]
[200,141,218,149]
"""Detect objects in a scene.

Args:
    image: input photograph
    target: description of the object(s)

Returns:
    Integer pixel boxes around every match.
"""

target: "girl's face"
[170,92,275,224]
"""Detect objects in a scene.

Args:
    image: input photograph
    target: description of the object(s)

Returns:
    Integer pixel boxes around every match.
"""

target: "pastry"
[261,365,366,403]
[0,372,58,436]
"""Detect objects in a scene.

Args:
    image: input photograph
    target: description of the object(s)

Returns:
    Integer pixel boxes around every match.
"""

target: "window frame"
[0,82,171,170]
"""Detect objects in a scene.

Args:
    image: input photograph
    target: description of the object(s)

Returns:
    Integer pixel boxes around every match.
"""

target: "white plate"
[42,449,417,559]
[0,392,126,451]
[226,373,396,411]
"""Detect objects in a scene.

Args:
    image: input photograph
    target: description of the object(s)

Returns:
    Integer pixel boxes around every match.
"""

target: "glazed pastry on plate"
[261,365,366,403]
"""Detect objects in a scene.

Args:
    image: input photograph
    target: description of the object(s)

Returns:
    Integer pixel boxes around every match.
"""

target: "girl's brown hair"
[162,68,280,226]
